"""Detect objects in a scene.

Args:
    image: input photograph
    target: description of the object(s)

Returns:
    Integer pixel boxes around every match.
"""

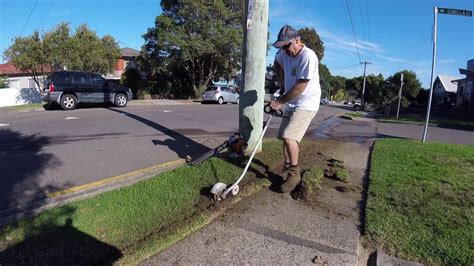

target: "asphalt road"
[0,102,345,210]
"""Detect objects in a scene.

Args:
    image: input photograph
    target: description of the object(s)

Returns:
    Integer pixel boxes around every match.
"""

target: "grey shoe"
[280,165,301,193]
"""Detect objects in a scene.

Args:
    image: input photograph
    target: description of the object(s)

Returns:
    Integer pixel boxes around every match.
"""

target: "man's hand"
[270,98,283,111]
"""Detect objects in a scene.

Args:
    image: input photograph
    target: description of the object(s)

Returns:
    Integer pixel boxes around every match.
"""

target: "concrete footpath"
[143,116,379,265]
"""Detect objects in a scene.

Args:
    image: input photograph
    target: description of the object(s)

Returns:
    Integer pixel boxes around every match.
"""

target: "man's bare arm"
[270,79,309,110]
[274,60,285,94]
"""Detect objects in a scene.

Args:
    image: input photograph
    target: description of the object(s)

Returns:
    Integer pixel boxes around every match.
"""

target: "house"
[432,75,460,108]
[454,59,474,113]
[0,62,46,106]
[104,47,143,83]
[0,62,45,91]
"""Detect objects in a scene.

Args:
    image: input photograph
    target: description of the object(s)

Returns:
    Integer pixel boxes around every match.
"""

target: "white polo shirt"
[275,46,321,112]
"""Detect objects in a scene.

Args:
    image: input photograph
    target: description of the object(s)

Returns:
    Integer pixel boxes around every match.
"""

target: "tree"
[363,74,385,107]
[141,0,244,98]
[3,23,121,90]
[68,25,120,74]
[3,31,50,91]
[121,68,142,98]
[345,77,362,101]
[298,27,324,62]
[0,76,10,88]
[329,75,346,101]
[319,63,332,98]
[384,70,422,107]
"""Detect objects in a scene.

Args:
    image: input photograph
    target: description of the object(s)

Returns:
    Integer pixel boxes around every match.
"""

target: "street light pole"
[422,6,438,143]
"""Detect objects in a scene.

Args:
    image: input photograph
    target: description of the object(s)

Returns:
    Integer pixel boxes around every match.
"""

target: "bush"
[120,68,141,99]
[0,76,10,88]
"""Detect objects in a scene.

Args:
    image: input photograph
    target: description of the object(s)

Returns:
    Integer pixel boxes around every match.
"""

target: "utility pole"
[360,61,371,111]
[239,0,269,154]
[396,73,404,119]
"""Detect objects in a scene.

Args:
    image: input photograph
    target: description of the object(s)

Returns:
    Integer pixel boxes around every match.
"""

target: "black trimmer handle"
[264,103,285,117]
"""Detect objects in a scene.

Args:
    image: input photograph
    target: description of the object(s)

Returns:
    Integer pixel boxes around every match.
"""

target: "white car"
[320,97,329,105]
[202,86,239,104]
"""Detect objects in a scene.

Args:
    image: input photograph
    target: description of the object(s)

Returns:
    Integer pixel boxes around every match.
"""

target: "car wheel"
[60,94,77,111]
[235,97,239,104]
[115,93,128,107]
[218,97,224,104]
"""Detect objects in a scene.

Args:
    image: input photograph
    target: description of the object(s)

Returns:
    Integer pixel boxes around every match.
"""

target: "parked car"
[354,99,362,109]
[320,97,329,105]
[42,70,133,110]
[202,86,239,104]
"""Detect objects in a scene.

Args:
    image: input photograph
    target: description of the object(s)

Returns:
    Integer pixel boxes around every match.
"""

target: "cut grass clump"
[325,158,350,183]
[304,166,324,194]
[334,168,349,183]
[365,139,474,265]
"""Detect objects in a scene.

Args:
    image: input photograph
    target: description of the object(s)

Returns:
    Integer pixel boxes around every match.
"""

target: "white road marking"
[0,123,10,127]
[65,117,79,120]
[163,110,172,113]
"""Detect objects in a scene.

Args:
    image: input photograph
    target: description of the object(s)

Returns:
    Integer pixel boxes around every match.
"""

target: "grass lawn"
[378,114,474,130]
[365,139,474,265]
[0,140,283,264]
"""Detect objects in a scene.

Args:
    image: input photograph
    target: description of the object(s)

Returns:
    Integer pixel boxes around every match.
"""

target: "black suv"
[42,71,133,110]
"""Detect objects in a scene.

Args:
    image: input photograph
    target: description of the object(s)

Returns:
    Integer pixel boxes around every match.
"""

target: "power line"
[364,0,372,64]
[38,0,56,30]
[19,0,39,37]
[344,0,363,65]
[332,63,361,70]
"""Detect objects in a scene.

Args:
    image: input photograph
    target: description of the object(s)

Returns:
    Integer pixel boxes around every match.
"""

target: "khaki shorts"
[277,109,317,142]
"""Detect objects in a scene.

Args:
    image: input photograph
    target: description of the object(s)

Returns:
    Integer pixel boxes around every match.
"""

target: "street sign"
[438,8,472,17]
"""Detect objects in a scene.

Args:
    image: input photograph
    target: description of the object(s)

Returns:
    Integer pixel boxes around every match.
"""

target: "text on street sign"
[438,8,472,17]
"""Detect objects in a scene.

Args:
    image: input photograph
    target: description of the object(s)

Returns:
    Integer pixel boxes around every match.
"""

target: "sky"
[1,0,473,88]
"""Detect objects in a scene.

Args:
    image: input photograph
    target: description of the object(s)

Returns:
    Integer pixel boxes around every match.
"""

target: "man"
[270,25,321,193]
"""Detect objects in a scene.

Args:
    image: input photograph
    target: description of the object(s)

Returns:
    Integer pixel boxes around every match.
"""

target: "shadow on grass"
[0,210,122,264]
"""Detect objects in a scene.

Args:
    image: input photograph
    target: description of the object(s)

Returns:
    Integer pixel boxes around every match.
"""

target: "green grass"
[0,140,282,263]
[378,114,474,130]
[340,112,366,120]
[334,168,350,183]
[365,139,474,265]
[304,166,324,195]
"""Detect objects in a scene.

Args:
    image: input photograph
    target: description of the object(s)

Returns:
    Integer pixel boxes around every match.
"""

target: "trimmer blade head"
[210,182,227,201]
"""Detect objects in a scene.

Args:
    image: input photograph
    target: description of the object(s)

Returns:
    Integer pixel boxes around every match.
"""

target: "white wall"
[0,88,41,107]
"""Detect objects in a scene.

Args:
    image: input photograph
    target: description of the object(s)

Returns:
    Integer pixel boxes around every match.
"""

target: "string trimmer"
[190,133,248,166]
[210,104,284,201]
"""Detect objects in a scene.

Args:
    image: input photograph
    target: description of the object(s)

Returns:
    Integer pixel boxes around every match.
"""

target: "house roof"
[459,58,474,76]
[0,62,21,75]
[436,75,460,92]
[121,47,140,58]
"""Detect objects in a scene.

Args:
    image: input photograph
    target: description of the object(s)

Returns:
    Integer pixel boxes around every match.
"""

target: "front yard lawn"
[365,139,474,265]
